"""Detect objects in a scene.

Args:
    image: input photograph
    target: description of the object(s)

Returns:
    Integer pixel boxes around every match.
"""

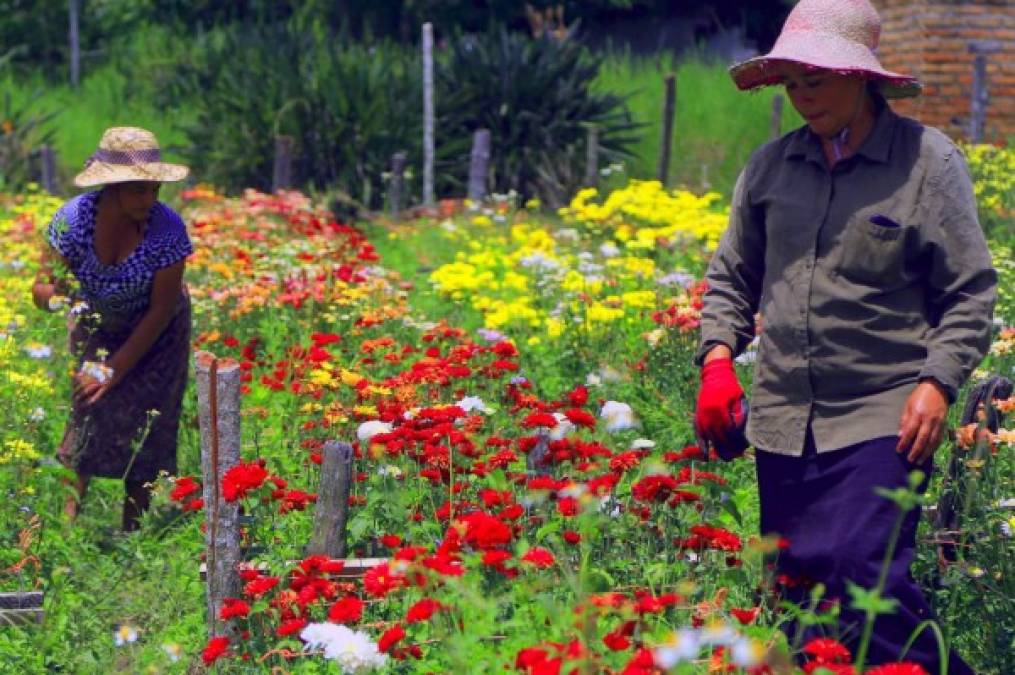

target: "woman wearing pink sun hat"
[694,0,994,672]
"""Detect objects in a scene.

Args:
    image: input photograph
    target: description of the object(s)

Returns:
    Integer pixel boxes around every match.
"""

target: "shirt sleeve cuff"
[918,353,965,404]
[694,332,738,367]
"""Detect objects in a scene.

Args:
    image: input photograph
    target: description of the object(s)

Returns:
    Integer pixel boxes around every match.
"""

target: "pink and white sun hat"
[729,0,921,99]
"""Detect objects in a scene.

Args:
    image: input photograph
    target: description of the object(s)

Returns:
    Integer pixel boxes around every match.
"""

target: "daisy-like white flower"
[455,396,489,414]
[114,624,139,646]
[24,343,52,359]
[356,420,392,442]
[600,400,637,432]
[300,622,387,672]
[80,360,113,384]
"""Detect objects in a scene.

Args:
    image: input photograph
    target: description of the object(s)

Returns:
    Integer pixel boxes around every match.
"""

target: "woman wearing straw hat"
[694,0,994,672]
[31,127,192,532]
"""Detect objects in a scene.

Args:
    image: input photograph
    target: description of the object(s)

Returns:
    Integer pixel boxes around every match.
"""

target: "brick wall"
[872,0,1014,143]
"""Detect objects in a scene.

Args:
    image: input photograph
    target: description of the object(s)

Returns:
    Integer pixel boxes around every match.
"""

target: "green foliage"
[171,23,420,207]
[437,29,640,206]
[0,55,57,191]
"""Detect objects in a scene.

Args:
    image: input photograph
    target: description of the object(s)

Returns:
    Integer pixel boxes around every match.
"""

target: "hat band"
[84,147,163,168]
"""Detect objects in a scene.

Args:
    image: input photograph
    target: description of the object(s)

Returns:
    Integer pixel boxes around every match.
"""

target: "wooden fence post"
[272,135,293,192]
[422,22,436,206]
[194,351,242,638]
[467,129,491,203]
[584,126,599,189]
[770,94,784,140]
[40,145,58,195]
[68,0,80,89]
[389,151,407,217]
[967,41,1001,143]
[308,441,355,558]
[657,74,676,186]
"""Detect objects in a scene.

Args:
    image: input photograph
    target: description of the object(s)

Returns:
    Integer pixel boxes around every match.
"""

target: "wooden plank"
[467,129,491,203]
[422,23,436,206]
[0,609,44,626]
[199,557,386,582]
[0,592,43,609]
[656,74,676,185]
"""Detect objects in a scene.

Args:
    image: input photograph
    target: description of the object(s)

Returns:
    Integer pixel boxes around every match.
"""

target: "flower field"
[0,157,1012,673]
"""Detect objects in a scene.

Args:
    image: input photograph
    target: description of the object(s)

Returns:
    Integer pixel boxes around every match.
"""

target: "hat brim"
[730,31,921,99]
[73,161,190,188]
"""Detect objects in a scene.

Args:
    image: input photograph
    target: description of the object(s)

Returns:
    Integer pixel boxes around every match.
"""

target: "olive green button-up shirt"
[696,104,997,456]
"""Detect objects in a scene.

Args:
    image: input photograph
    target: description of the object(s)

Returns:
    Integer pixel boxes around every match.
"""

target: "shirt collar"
[784,101,896,166]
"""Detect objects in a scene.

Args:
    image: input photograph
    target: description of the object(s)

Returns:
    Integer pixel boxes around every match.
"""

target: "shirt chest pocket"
[834,210,909,285]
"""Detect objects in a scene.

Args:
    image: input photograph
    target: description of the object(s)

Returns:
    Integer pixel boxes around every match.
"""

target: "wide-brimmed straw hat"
[729,0,921,99]
[73,127,189,188]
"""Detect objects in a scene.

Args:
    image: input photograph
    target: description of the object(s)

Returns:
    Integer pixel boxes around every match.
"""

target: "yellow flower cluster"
[558,180,729,250]
[962,143,1014,220]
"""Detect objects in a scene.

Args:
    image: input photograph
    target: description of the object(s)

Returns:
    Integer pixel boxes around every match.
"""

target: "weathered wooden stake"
[195,351,242,638]
[389,151,407,216]
[657,74,676,186]
[584,126,599,189]
[422,22,436,206]
[68,0,81,89]
[770,94,784,140]
[40,145,58,195]
[467,129,491,203]
[0,592,44,626]
[969,53,988,143]
[308,441,355,558]
[272,135,294,192]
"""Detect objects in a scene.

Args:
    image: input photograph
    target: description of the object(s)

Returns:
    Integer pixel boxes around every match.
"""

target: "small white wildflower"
[79,360,113,384]
[631,438,656,450]
[357,420,392,442]
[24,343,52,359]
[377,465,403,479]
[653,629,701,668]
[549,413,575,441]
[162,643,182,662]
[69,300,90,316]
[113,624,139,646]
[440,219,457,232]
[48,295,69,311]
[600,400,637,433]
[455,396,489,414]
[585,372,602,387]
[730,637,765,668]
[599,242,620,258]
[28,407,46,422]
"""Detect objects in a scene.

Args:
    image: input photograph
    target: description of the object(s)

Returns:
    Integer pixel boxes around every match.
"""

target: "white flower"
[600,400,637,432]
[377,465,403,479]
[631,438,656,450]
[79,360,113,384]
[28,407,45,422]
[585,372,602,387]
[599,242,620,258]
[554,227,580,243]
[455,396,489,414]
[654,629,700,668]
[357,420,392,442]
[114,624,139,646]
[162,643,182,662]
[300,622,387,672]
[48,295,69,311]
[998,498,1015,509]
[69,300,90,316]
[549,413,575,441]
[24,343,52,359]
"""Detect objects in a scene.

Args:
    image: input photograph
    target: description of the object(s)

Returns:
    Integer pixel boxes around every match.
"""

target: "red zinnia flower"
[202,636,230,665]
[563,530,581,545]
[865,665,928,675]
[802,637,852,664]
[222,460,269,502]
[603,630,631,651]
[564,408,596,428]
[521,547,555,569]
[276,617,308,637]
[170,476,200,502]
[378,624,406,653]
[523,412,558,429]
[218,597,250,620]
[405,598,443,623]
[328,595,365,623]
[730,607,761,625]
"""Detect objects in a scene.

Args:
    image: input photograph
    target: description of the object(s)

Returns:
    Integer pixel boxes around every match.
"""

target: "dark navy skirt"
[755,431,974,674]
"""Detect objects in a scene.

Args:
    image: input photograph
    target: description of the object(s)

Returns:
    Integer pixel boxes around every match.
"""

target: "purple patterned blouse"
[46,191,193,319]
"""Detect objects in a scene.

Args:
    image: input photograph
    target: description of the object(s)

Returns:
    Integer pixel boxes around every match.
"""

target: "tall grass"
[594,50,802,196]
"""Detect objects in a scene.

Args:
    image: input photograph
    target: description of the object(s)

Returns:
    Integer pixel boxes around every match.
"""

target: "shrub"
[436,28,641,206]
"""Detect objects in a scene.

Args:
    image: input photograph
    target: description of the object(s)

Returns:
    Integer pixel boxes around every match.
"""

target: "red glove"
[695,358,746,447]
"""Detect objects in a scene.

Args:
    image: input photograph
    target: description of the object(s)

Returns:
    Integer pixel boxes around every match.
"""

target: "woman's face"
[779,64,867,139]
[114,181,160,222]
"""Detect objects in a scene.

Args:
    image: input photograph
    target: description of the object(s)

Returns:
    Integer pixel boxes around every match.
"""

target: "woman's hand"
[896,379,950,465]
[72,368,118,407]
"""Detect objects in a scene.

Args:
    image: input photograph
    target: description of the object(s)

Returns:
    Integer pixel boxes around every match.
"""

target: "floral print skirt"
[58,292,191,483]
